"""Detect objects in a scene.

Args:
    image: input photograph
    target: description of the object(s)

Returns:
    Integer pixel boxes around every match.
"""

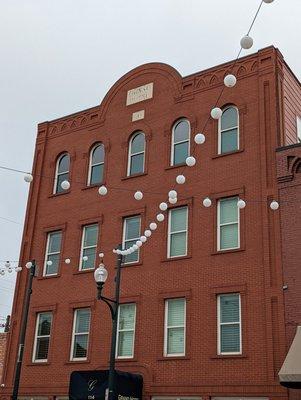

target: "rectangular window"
[297,116,301,142]
[44,231,62,276]
[79,224,99,271]
[70,309,91,361]
[218,293,241,354]
[168,207,188,258]
[164,298,186,356]
[217,197,239,251]
[33,312,52,362]
[116,303,136,358]
[122,216,141,264]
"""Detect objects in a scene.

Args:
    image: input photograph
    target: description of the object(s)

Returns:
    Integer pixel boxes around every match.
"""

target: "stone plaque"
[132,110,145,122]
[126,83,153,106]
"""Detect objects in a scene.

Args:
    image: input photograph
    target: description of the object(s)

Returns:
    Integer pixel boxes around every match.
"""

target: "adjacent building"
[0,46,300,400]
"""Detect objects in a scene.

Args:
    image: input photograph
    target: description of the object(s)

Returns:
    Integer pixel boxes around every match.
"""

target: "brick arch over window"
[98,63,183,123]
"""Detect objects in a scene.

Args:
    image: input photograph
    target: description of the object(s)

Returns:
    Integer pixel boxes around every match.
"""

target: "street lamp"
[94,247,123,400]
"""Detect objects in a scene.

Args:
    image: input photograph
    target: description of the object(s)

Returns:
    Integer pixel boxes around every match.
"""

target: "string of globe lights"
[0,0,278,275]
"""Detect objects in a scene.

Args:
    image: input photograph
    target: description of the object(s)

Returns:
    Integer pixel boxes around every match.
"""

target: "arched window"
[127,132,145,176]
[54,153,70,194]
[219,106,239,154]
[88,144,105,185]
[171,119,190,166]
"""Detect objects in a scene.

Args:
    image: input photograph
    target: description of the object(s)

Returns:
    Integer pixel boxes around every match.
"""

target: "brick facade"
[0,46,300,400]
[0,333,7,384]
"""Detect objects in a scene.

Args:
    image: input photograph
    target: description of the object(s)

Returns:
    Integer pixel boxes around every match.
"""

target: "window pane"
[221,324,240,353]
[56,173,69,193]
[35,337,50,360]
[173,142,189,165]
[124,240,139,263]
[48,232,62,253]
[167,299,185,326]
[221,107,238,130]
[131,133,145,154]
[118,331,134,357]
[130,154,144,175]
[82,247,97,270]
[84,225,98,247]
[73,334,88,358]
[58,154,70,174]
[170,208,187,232]
[75,309,90,333]
[221,128,238,153]
[170,232,187,257]
[220,294,240,323]
[174,120,190,143]
[167,327,184,354]
[90,164,104,185]
[125,217,140,240]
[38,314,52,336]
[119,304,135,330]
[46,253,60,275]
[92,145,104,164]
[220,198,238,224]
[220,224,238,250]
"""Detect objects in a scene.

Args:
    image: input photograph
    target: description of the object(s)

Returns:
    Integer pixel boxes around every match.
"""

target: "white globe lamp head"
[168,190,177,199]
[24,173,33,183]
[194,133,206,144]
[203,197,212,208]
[98,186,108,196]
[144,230,152,237]
[240,35,253,49]
[211,107,222,120]
[169,197,177,204]
[224,74,237,88]
[237,199,246,209]
[159,202,168,211]
[270,200,279,210]
[94,263,108,283]
[134,191,143,200]
[65,258,71,264]
[157,213,165,222]
[176,175,186,185]
[140,236,147,243]
[61,180,70,190]
[186,156,196,167]
[25,262,33,269]
[149,222,157,231]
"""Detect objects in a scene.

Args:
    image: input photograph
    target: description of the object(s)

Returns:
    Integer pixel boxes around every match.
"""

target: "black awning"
[279,326,301,389]
[69,370,143,400]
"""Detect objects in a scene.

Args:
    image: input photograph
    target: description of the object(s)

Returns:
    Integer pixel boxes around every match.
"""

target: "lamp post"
[12,260,36,400]
[94,248,123,400]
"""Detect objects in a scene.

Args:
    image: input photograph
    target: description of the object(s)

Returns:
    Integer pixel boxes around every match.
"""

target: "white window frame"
[43,231,62,277]
[297,116,301,143]
[164,298,186,357]
[167,206,188,258]
[217,293,242,355]
[87,143,105,185]
[122,216,141,264]
[32,312,52,363]
[217,197,240,251]
[116,303,136,359]
[79,224,99,271]
[171,119,191,166]
[70,308,91,361]
[218,106,239,154]
[127,132,145,176]
[53,153,70,194]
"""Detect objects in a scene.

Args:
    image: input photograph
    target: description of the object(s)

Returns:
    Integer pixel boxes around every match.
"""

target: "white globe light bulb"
[168,190,177,199]
[224,74,237,88]
[263,0,274,3]
[24,173,33,183]
[149,222,157,231]
[134,191,143,201]
[157,213,165,222]
[194,133,206,144]
[0,270,5,276]
[140,235,147,243]
[133,244,139,251]
[99,253,104,258]
[176,175,186,185]
[144,230,152,237]
[5,261,10,268]
[65,258,71,264]
[159,202,168,211]
[46,260,53,266]
[83,256,88,261]
[169,197,177,204]
[270,200,279,210]
[15,266,22,272]
[61,180,70,190]
[186,156,196,167]
[98,186,108,196]
[240,35,253,49]
[25,262,33,269]
[136,240,143,247]
[211,107,222,120]
[237,199,246,209]
[203,197,212,208]
[8,267,12,273]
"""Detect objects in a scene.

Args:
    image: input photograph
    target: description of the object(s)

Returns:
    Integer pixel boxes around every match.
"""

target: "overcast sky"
[0,0,300,330]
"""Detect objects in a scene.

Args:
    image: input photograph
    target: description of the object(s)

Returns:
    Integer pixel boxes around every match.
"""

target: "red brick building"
[1,46,300,400]
[0,333,7,384]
